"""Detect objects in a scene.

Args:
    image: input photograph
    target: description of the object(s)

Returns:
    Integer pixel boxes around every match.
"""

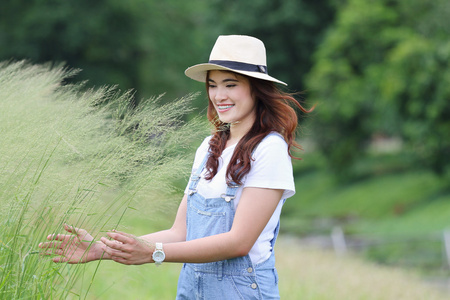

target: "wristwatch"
[152,242,165,266]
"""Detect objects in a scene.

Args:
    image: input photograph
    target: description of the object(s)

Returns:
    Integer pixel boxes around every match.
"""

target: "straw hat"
[185,35,287,86]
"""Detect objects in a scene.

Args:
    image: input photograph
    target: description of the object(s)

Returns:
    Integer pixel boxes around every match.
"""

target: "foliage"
[306,0,450,179]
[379,0,450,176]
[0,0,336,107]
[3,0,447,181]
[0,61,206,298]
[207,0,336,94]
[0,0,209,100]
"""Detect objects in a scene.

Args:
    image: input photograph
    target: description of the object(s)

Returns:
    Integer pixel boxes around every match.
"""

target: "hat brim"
[185,63,287,86]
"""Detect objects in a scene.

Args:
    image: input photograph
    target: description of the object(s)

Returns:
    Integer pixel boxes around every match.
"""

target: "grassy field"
[2,61,450,299]
[276,237,449,300]
[68,207,450,299]
[69,228,449,299]
[282,151,450,276]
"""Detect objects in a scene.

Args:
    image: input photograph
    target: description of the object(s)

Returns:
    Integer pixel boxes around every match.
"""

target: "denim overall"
[176,154,281,300]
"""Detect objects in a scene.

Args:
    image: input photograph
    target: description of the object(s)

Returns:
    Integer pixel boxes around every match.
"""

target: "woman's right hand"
[39,224,109,263]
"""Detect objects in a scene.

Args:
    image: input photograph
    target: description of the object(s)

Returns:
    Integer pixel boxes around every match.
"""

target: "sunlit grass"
[0,61,206,298]
[276,237,448,300]
[72,211,181,299]
[74,232,450,299]
[3,60,447,299]
[284,156,450,273]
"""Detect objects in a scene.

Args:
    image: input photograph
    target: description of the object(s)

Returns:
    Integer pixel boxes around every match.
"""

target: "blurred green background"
[2,0,450,296]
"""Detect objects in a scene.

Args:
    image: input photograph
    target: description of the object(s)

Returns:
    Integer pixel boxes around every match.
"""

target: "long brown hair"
[204,71,313,185]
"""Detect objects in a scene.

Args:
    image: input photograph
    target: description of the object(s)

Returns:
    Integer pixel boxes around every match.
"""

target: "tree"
[306,0,450,179]
[0,0,209,100]
[206,0,336,94]
[0,0,142,91]
[380,0,450,176]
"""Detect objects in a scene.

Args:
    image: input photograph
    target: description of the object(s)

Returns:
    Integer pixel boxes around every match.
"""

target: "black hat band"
[209,60,268,74]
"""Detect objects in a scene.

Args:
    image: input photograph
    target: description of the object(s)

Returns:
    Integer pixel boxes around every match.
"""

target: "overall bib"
[176,154,281,300]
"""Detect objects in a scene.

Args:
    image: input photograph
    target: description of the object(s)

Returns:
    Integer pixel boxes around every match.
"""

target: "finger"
[106,231,135,245]
[64,224,87,237]
[47,234,72,242]
[101,244,131,259]
[40,250,56,257]
[52,256,69,263]
[111,256,132,265]
[63,224,77,233]
[111,230,134,238]
[50,249,66,256]
[40,247,67,260]
[39,241,62,249]
[112,230,151,247]
[100,237,128,252]
[40,245,67,257]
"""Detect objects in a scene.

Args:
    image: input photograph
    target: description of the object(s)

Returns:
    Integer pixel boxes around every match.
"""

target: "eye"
[226,84,236,88]
[208,84,217,88]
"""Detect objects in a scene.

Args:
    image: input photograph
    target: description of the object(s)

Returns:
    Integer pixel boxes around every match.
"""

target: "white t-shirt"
[184,132,295,264]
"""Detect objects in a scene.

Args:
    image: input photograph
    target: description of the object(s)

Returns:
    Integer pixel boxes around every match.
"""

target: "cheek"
[208,99,218,112]
[208,88,216,100]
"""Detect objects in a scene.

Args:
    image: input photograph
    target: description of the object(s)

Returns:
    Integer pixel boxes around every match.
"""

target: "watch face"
[153,250,165,262]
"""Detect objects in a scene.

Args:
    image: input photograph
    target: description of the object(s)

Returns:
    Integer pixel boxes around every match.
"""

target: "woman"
[39,35,312,299]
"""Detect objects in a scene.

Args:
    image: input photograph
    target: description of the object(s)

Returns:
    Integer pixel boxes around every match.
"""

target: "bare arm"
[101,188,283,264]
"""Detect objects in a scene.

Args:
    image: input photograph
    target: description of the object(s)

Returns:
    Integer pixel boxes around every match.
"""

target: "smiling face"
[207,70,257,133]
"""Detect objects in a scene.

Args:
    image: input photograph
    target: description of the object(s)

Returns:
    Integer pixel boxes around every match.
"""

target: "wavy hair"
[204,71,313,185]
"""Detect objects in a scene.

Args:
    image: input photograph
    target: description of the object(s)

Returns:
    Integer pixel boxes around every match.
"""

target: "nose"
[214,87,227,103]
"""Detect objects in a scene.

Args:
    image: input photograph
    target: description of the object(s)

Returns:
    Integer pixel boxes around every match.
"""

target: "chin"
[218,117,233,124]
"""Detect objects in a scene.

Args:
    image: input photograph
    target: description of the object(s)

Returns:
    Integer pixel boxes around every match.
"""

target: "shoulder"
[250,132,291,170]
[191,135,212,167]
[244,132,295,198]
[201,135,213,148]
[264,132,287,144]
[253,132,288,157]
[196,135,212,153]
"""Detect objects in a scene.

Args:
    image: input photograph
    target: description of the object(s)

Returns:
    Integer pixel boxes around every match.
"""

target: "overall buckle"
[221,194,236,203]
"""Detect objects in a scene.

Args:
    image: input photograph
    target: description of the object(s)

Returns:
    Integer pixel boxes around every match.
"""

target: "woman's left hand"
[100,230,154,265]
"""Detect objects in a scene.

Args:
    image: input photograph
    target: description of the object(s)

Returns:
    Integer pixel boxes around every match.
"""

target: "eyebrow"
[208,78,239,84]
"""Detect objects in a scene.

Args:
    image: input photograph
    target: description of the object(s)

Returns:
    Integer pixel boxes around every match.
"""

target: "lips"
[217,104,234,112]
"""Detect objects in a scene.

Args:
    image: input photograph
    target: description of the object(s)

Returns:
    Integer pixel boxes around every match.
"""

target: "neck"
[227,121,252,147]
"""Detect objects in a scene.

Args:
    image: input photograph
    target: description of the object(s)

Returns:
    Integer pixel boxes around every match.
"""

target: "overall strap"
[187,153,209,196]
[217,180,241,281]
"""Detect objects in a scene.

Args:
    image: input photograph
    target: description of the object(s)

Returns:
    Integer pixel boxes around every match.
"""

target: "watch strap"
[155,242,163,251]
[153,242,165,266]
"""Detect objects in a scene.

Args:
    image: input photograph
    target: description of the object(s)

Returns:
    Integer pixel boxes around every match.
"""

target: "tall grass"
[0,61,207,298]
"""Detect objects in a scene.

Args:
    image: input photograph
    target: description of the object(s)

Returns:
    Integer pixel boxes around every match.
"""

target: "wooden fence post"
[443,230,450,268]
[331,226,347,256]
